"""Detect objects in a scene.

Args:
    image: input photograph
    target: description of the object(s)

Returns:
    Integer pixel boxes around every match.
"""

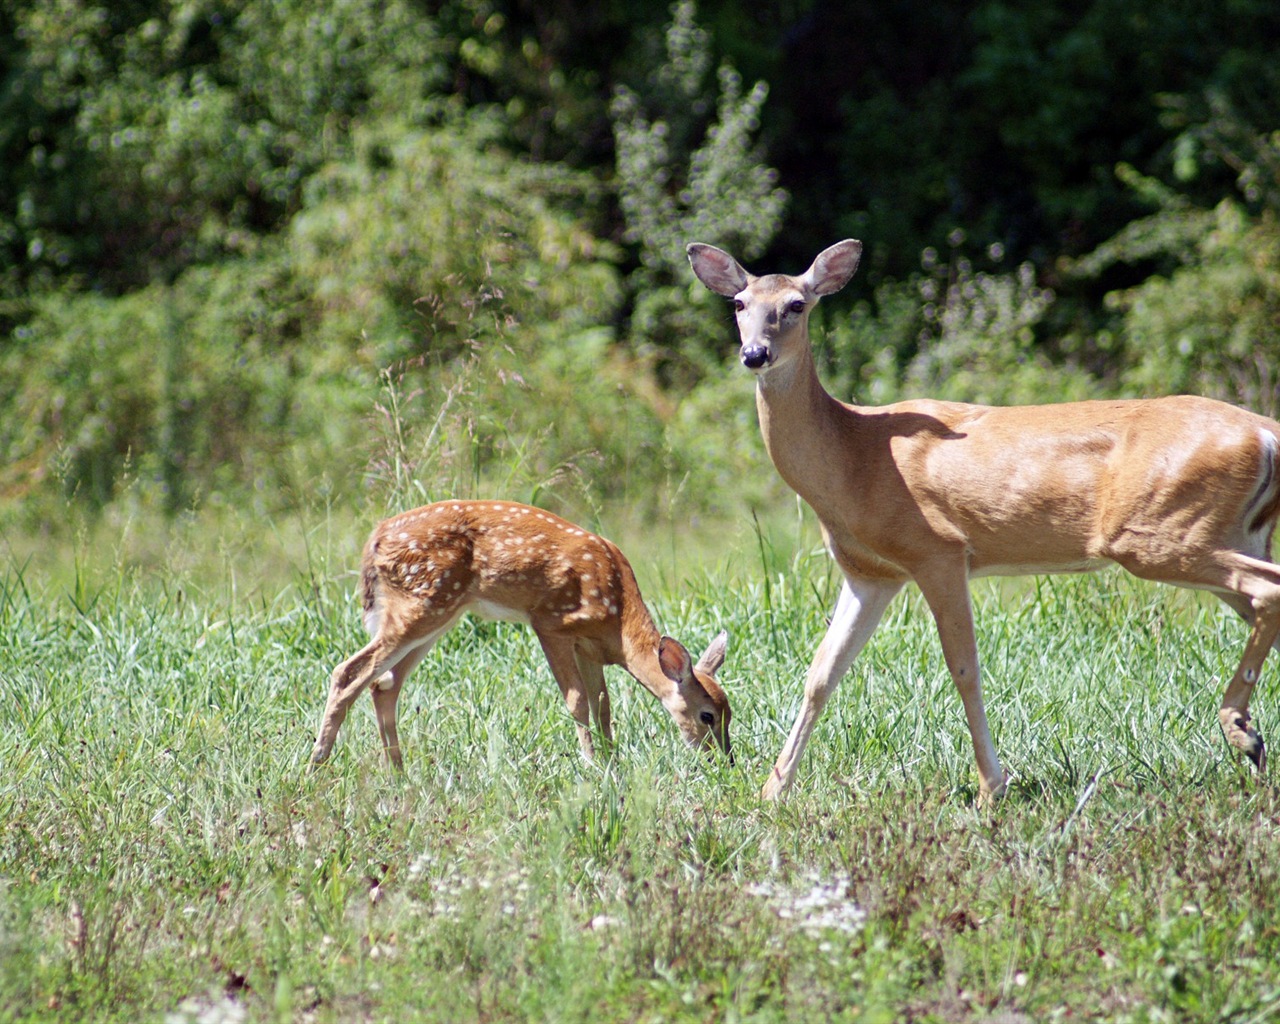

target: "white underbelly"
[469,598,532,625]
[970,557,1111,579]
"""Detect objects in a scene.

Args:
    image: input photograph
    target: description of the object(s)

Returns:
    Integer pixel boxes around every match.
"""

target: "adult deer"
[688,238,1277,802]
[310,500,731,768]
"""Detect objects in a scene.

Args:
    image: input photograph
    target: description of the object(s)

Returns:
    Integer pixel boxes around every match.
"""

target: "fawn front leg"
[536,631,599,760]
[575,651,613,755]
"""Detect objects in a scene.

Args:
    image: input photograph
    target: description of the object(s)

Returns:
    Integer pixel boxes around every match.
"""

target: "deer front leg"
[536,631,598,760]
[763,577,902,799]
[575,651,613,753]
[916,569,1006,804]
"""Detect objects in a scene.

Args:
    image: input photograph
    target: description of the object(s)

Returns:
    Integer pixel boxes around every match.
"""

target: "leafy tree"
[0,0,444,294]
[610,1,786,382]
[1066,105,1280,415]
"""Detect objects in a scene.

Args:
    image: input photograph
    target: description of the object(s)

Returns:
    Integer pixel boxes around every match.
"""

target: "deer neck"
[615,573,677,703]
[753,336,854,505]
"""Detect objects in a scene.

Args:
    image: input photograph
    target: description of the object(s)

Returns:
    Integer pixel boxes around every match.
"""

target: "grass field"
[2,520,1278,1023]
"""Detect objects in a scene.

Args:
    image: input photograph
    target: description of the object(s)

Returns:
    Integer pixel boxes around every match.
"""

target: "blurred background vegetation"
[2,0,1279,573]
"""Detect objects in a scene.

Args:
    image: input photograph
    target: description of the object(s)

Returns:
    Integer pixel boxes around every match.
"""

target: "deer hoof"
[1246,733,1267,774]
[976,781,1008,808]
[1220,708,1266,772]
[760,767,789,801]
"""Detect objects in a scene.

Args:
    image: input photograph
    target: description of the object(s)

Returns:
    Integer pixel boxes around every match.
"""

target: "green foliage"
[1,0,444,293]
[1105,203,1280,413]
[610,1,787,382]
[2,545,1279,1021]
[5,0,1280,533]
[611,2,786,276]
[0,110,634,522]
[0,255,322,515]
[1067,113,1280,414]
[902,251,1096,406]
[290,113,619,368]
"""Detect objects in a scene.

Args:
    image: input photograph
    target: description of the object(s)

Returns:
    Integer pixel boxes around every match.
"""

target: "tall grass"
[1,523,1277,1023]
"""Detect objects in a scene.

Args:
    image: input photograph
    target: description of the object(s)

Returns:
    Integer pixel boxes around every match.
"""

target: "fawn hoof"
[1220,708,1266,773]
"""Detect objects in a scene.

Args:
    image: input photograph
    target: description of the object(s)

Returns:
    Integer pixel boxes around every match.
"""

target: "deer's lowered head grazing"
[310,500,731,769]
[689,238,1277,805]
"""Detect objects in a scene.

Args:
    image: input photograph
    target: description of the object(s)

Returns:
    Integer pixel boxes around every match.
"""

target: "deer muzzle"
[741,344,770,370]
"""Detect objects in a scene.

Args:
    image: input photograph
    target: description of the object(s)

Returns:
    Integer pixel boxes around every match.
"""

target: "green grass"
[1,528,1278,1023]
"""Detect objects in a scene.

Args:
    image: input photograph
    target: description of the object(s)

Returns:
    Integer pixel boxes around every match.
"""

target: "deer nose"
[741,345,770,369]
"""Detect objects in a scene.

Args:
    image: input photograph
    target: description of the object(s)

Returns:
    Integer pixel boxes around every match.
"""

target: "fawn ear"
[803,239,862,296]
[695,630,728,678]
[687,243,750,297]
[657,636,694,683]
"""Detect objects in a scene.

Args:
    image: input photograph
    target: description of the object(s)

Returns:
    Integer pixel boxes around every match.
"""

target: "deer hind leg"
[312,621,453,768]
[1213,552,1280,772]
[1140,547,1280,773]
[915,567,1007,804]
[1216,592,1280,657]
[575,650,613,753]
[763,577,902,800]
[370,642,435,771]
[536,631,598,760]
[311,640,397,766]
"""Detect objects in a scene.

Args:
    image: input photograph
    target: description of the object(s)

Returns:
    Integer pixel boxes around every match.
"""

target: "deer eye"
[787,299,806,315]
[699,711,715,725]
[732,298,745,313]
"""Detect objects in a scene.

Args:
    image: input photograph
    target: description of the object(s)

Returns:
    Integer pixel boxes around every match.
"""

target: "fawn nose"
[741,345,770,370]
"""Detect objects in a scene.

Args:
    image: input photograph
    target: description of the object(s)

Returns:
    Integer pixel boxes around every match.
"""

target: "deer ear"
[804,239,863,296]
[687,243,750,297]
[657,636,694,683]
[695,630,728,677]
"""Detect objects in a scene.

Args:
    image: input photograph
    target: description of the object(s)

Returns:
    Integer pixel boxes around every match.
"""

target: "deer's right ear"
[687,243,749,297]
[695,630,728,677]
[804,239,863,296]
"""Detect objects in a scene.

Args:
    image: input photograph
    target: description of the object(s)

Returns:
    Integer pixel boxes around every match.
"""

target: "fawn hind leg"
[312,623,451,767]
[370,643,434,771]
[311,640,397,765]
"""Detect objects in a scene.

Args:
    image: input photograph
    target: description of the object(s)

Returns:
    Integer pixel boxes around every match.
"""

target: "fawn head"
[686,240,862,375]
[658,630,731,758]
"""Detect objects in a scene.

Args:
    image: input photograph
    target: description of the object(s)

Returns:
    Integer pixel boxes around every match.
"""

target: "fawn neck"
[613,571,677,702]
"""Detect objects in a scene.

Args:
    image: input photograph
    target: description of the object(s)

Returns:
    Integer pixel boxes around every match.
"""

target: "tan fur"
[689,238,1276,802]
[311,500,730,768]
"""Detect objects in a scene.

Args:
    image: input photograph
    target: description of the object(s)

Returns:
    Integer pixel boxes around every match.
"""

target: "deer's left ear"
[695,630,728,677]
[658,636,694,683]
[803,239,862,296]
